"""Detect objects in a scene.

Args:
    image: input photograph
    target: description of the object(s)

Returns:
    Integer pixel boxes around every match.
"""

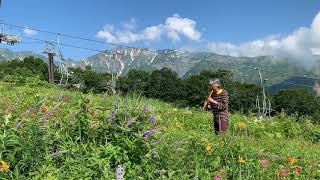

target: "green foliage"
[0,55,319,178]
[181,70,233,107]
[68,67,112,93]
[145,67,183,102]
[0,84,319,179]
[0,84,163,179]
[117,69,150,94]
[1,57,319,119]
[272,88,320,117]
[115,68,267,113]
[228,82,260,113]
[0,56,48,82]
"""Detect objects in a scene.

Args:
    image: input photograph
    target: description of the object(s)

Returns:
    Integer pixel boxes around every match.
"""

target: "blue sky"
[0,0,320,60]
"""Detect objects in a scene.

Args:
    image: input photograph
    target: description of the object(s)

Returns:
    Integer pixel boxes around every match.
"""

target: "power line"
[2,22,156,53]
[22,36,184,60]
[21,41,44,44]
[22,36,116,54]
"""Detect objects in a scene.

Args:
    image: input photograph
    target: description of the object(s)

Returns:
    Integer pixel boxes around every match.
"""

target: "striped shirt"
[210,89,229,118]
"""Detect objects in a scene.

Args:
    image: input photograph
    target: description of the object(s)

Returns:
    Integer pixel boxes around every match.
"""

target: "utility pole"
[43,42,56,83]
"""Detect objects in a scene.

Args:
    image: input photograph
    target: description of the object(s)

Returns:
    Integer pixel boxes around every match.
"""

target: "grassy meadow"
[0,83,319,179]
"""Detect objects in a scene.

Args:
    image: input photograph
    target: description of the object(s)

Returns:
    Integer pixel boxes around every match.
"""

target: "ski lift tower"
[43,42,56,83]
[254,68,272,116]
[56,34,70,85]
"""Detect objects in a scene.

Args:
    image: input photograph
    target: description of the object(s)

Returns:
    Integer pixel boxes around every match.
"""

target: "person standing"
[205,79,229,134]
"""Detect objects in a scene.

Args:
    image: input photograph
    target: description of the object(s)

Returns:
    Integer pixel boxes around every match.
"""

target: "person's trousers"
[213,114,228,134]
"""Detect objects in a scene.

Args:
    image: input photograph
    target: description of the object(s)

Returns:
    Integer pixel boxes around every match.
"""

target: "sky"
[0,0,320,60]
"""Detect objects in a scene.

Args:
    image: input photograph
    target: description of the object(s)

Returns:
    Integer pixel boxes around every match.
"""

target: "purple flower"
[148,116,157,122]
[108,113,116,122]
[16,122,23,129]
[126,116,138,127]
[149,126,158,130]
[174,141,187,145]
[116,165,123,180]
[151,140,161,145]
[142,127,158,138]
[142,130,154,138]
[44,101,63,121]
[142,130,155,138]
[62,95,70,102]
[108,99,119,123]
[12,97,23,110]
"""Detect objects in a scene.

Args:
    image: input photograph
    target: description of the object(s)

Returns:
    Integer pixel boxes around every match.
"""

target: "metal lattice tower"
[254,68,272,117]
[57,34,69,85]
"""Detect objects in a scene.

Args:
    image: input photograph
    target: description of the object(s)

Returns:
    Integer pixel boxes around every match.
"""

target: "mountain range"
[0,48,47,61]
[1,47,320,92]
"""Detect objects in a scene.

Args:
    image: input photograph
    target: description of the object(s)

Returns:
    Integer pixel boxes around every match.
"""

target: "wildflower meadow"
[0,82,319,179]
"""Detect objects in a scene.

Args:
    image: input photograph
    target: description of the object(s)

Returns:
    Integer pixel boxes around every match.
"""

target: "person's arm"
[203,90,214,110]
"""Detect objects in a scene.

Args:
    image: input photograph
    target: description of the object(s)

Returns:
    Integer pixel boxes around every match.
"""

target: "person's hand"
[207,97,218,104]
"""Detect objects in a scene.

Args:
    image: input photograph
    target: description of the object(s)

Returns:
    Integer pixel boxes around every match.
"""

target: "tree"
[182,70,233,107]
[228,82,260,113]
[0,56,49,84]
[272,88,319,116]
[146,67,183,102]
[22,56,48,80]
[69,66,111,93]
[117,69,150,94]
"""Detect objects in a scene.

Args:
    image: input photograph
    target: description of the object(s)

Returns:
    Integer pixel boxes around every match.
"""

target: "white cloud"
[122,18,137,30]
[143,25,164,41]
[165,14,201,41]
[96,14,201,44]
[23,28,38,36]
[207,12,320,62]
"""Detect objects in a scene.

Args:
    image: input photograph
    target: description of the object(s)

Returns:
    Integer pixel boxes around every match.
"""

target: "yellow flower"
[288,157,297,165]
[156,115,161,121]
[41,105,49,113]
[206,144,212,153]
[238,122,246,129]
[176,122,183,129]
[90,122,101,129]
[89,108,97,117]
[238,156,245,164]
[0,160,9,172]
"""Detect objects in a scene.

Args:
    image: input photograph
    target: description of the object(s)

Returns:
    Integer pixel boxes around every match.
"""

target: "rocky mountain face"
[1,48,320,87]
[0,48,47,61]
[66,48,320,85]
